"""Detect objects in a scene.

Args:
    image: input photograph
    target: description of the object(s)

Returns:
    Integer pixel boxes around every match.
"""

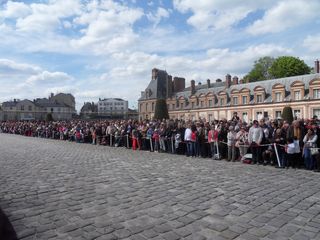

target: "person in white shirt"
[248,120,263,164]
[184,124,192,157]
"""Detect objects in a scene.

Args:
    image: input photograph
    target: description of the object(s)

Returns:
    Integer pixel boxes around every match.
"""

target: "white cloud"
[147,7,170,27]
[247,0,320,35]
[26,71,73,85]
[14,0,82,33]
[0,59,41,75]
[173,0,273,30]
[303,34,320,52]
[0,1,31,18]
[71,0,143,51]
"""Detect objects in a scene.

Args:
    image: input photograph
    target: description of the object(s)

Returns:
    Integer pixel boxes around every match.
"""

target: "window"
[256,94,263,103]
[140,104,142,111]
[200,101,204,107]
[145,103,148,111]
[152,102,155,111]
[256,111,263,120]
[313,109,320,119]
[294,110,301,118]
[191,102,194,109]
[181,103,184,109]
[220,98,224,106]
[110,107,113,110]
[172,104,175,109]
[208,114,213,122]
[99,103,102,106]
[167,104,169,110]
[294,91,301,100]
[28,106,32,111]
[233,97,238,105]
[242,112,248,123]
[21,105,24,111]
[275,111,282,119]
[275,92,282,102]
[313,89,320,99]
[57,108,61,112]
[208,100,213,107]
[242,96,247,104]
[51,108,54,112]
[121,107,124,110]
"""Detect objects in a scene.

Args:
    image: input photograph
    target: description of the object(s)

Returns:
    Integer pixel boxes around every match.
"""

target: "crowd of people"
[1,112,320,172]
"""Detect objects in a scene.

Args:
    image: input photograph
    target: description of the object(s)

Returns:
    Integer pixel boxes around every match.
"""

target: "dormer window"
[233,97,238,105]
[313,89,320,99]
[294,91,301,100]
[275,92,282,102]
[242,96,247,104]
[257,94,263,103]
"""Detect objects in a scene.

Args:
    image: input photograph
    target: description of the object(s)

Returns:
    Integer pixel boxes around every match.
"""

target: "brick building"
[139,61,320,122]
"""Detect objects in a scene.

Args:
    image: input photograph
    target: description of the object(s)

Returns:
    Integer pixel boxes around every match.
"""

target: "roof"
[99,98,126,102]
[174,73,320,100]
[2,101,18,108]
[34,98,67,108]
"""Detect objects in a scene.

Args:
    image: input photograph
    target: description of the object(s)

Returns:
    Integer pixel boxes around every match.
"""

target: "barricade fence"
[3,129,320,168]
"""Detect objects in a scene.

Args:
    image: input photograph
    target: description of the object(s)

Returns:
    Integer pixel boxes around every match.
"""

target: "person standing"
[227,126,237,161]
[248,120,263,164]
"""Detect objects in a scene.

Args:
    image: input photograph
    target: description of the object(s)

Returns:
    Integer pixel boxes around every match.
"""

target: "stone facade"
[139,62,320,122]
[0,93,76,121]
[97,98,129,119]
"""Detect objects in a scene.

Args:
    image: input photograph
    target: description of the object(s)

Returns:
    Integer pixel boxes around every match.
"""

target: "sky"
[1,0,320,111]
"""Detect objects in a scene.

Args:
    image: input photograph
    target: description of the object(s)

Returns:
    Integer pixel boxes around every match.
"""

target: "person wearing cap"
[248,120,263,164]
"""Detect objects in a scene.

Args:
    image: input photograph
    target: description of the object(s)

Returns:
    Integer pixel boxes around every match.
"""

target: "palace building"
[138,60,320,122]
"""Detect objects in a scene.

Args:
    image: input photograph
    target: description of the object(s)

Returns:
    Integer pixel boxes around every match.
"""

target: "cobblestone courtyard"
[1,134,320,240]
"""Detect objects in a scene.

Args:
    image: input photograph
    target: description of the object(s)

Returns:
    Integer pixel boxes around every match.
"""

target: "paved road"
[1,134,320,240]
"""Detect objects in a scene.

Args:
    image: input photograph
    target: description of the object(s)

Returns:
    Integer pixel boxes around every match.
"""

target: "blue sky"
[1,0,320,111]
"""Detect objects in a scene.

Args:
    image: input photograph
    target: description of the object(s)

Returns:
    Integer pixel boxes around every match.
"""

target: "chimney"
[315,59,320,73]
[232,76,239,85]
[191,80,196,95]
[152,68,158,80]
[225,74,232,88]
[207,79,211,88]
[173,77,186,92]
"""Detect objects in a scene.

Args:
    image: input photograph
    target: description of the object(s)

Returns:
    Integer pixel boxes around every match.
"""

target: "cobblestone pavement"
[1,134,320,240]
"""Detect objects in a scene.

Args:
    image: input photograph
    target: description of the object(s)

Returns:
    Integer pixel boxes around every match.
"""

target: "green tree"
[281,106,293,124]
[244,56,275,82]
[46,113,54,122]
[269,56,311,78]
[154,98,169,120]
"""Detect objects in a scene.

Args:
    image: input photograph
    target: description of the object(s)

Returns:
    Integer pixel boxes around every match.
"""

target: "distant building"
[0,93,76,121]
[127,108,139,120]
[97,98,129,119]
[139,62,320,121]
[80,102,98,119]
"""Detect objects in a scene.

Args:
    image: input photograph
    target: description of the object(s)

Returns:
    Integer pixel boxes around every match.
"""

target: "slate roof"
[174,73,320,101]
[34,98,67,108]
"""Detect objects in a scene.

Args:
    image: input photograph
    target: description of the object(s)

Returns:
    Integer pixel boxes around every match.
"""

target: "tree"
[154,98,169,120]
[281,106,293,124]
[244,56,275,82]
[269,56,311,79]
[46,113,54,122]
